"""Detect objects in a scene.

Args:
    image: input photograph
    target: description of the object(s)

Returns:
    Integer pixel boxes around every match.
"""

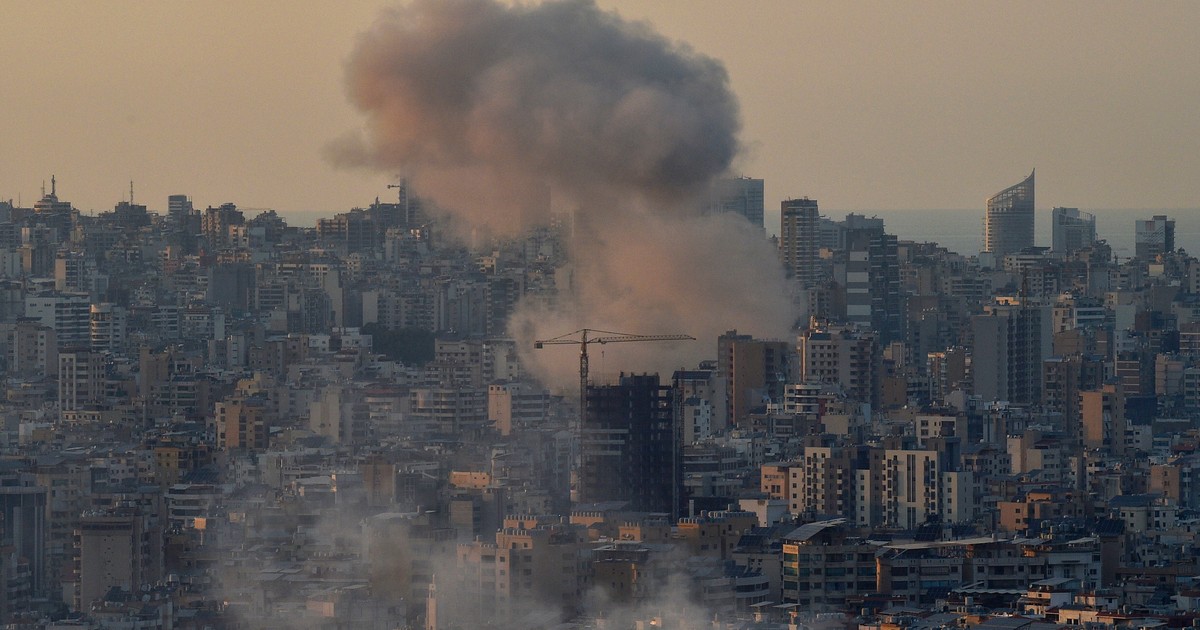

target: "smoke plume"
[334,0,796,384]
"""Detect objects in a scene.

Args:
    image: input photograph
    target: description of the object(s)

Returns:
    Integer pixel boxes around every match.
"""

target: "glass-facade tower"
[1051,207,1096,254]
[984,170,1035,257]
[710,176,765,230]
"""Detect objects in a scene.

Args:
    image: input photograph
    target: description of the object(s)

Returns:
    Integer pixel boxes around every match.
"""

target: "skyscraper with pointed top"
[984,170,1035,257]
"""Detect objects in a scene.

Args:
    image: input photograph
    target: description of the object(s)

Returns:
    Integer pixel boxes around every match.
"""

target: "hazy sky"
[3,1,1198,231]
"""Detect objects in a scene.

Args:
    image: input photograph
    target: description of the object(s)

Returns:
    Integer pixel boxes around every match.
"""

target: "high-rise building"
[1135,214,1175,260]
[167,194,199,253]
[487,382,551,436]
[835,214,904,344]
[8,319,57,377]
[879,447,944,529]
[384,180,428,230]
[0,486,47,597]
[984,170,1035,257]
[76,504,161,611]
[200,203,245,249]
[89,303,127,353]
[709,176,764,230]
[18,228,56,277]
[579,374,679,516]
[54,249,88,294]
[32,176,74,242]
[207,263,256,311]
[311,385,373,444]
[1042,354,1105,440]
[673,368,726,437]
[781,519,877,611]
[1051,207,1097,254]
[798,324,880,408]
[215,394,271,450]
[927,347,970,406]
[167,194,192,225]
[971,299,1052,405]
[317,209,380,253]
[780,198,822,287]
[25,292,91,348]
[788,445,860,518]
[717,331,791,427]
[1081,384,1121,452]
[58,347,104,412]
[453,516,588,625]
[111,199,149,231]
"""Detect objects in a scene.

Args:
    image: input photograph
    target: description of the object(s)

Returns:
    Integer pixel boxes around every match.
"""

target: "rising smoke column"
[333,0,796,385]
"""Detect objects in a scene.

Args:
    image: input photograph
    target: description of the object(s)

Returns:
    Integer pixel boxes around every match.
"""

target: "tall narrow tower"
[780,197,821,287]
[984,170,1035,257]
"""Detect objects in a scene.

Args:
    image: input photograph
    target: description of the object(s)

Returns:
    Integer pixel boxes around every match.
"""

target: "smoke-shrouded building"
[984,170,1035,257]
[709,176,765,230]
[579,374,680,516]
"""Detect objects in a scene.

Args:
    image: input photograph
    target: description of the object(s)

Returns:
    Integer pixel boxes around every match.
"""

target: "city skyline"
[2,2,1200,624]
[3,1,1200,231]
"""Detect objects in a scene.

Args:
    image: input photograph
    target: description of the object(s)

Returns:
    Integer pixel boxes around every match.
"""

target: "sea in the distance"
[282,205,1196,259]
[846,208,1200,259]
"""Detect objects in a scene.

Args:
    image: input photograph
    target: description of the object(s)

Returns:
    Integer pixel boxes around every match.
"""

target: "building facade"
[971,299,1052,405]
[781,198,822,287]
[984,170,1035,257]
[579,374,679,516]
[1051,207,1097,254]
[1135,214,1175,260]
[710,176,765,230]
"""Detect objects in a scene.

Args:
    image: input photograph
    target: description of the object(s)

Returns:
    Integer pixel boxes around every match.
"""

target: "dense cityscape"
[0,167,1195,629]
[5,1,1200,629]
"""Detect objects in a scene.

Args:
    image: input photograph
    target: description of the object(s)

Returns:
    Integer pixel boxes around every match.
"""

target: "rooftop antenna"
[51,175,56,197]
[130,180,134,206]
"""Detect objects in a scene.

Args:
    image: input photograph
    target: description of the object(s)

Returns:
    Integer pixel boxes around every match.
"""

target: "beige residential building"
[76,505,160,611]
[58,347,103,413]
[454,517,589,625]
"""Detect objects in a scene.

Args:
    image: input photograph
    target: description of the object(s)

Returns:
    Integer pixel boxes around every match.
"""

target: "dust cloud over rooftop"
[333,0,795,384]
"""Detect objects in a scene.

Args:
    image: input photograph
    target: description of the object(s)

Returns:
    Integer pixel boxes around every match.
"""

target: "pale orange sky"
[2,1,1198,230]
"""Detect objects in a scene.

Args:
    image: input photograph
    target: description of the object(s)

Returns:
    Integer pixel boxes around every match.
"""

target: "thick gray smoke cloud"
[334,0,796,384]
[332,0,739,227]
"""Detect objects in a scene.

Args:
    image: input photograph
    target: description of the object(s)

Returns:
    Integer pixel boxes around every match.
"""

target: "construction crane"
[386,179,408,201]
[534,328,695,503]
[534,328,694,436]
